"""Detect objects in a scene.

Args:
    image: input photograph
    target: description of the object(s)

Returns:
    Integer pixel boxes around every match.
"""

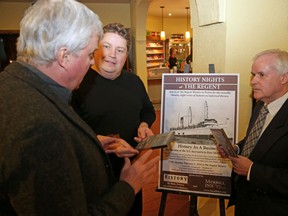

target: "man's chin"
[253,93,262,101]
[74,80,83,90]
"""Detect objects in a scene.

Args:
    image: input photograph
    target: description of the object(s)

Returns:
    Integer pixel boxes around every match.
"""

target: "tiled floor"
[142,108,235,216]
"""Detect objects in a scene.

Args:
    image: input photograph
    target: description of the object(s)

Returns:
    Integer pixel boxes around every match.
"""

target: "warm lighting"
[185,7,190,40]
[160,31,165,41]
[160,6,165,40]
[185,31,190,39]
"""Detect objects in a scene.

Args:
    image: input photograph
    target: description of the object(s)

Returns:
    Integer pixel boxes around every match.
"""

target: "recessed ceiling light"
[169,13,172,16]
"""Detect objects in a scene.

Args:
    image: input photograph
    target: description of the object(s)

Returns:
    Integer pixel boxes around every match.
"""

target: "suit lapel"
[250,99,288,161]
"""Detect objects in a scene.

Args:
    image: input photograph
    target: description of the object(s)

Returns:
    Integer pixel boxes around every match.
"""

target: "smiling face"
[93,32,128,80]
[250,53,288,104]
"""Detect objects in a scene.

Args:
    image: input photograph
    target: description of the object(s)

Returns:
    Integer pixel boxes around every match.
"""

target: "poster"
[158,73,239,197]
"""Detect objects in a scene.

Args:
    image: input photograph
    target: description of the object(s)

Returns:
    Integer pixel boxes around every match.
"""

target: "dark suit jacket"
[230,100,288,216]
[0,62,134,215]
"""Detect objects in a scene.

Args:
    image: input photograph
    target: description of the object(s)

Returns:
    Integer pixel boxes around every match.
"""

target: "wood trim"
[0,30,19,34]
[146,35,160,41]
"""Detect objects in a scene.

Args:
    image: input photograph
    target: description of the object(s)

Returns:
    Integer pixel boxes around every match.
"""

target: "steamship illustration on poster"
[169,101,229,139]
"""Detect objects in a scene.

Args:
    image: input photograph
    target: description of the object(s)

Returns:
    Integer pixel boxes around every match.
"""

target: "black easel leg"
[189,194,199,216]
[158,192,168,216]
[219,198,226,216]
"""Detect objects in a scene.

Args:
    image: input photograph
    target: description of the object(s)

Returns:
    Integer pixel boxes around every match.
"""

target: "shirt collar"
[266,92,288,118]
[18,61,72,104]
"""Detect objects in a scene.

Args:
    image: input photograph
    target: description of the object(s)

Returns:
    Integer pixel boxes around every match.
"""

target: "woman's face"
[93,32,128,80]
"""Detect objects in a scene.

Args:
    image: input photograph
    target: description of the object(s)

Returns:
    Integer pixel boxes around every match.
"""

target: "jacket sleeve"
[2,120,134,216]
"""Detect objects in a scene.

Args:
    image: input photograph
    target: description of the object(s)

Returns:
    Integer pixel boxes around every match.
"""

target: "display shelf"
[166,38,191,62]
[146,42,164,48]
[146,50,164,54]
[146,36,166,104]
[147,62,162,68]
[146,38,165,72]
[170,33,184,39]
[147,58,164,62]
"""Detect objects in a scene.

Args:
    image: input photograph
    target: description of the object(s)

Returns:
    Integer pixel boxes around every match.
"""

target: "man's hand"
[230,156,252,176]
[216,143,252,176]
[120,149,160,194]
[216,144,238,158]
[97,135,139,158]
[216,144,228,158]
[134,122,154,143]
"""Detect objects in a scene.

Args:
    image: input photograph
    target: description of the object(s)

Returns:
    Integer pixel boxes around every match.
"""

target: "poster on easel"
[158,73,239,197]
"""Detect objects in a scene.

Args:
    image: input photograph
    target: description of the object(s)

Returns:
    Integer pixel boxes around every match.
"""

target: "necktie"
[241,105,269,157]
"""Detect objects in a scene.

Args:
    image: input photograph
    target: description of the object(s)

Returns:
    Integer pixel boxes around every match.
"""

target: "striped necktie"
[241,105,269,157]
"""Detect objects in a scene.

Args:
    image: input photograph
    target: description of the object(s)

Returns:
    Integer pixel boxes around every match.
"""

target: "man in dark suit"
[0,0,159,215]
[218,49,288,216]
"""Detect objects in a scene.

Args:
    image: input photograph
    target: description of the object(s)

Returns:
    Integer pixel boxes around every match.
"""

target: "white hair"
[254,49,288,75]
[17,0,103,66]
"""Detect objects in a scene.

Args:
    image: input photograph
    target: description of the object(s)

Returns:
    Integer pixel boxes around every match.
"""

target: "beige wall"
[130,0,151,86]
[84,3,131,27]
[146,15,192,39]
[0,2,131,30]
[0,2,30,30]
[191,0,288,140]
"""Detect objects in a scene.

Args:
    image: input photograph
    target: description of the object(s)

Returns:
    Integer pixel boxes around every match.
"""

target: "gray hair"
[17,0,103,66]
[253,49,288,75]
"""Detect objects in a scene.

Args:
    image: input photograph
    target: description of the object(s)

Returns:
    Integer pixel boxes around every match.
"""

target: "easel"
[157,189,227,216]
[156,67,237,216]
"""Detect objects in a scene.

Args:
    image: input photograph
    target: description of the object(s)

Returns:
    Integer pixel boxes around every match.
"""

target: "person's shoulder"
[122,70,139,79]
[121,70,145,86]
[86,68,98,78]
[81,68,98,83]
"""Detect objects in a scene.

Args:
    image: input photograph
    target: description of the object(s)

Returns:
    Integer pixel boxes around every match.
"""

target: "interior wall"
[0,2,30,30]
[225,0,288,139]
[0,2,131,30]
[191,0,288,139]
[146,15,192,39]
[130,0,152,88]
[84,3,131,27]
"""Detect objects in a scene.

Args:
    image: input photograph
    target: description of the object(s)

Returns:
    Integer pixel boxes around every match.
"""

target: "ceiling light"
[160,6,165,41]
[185,7,190,40]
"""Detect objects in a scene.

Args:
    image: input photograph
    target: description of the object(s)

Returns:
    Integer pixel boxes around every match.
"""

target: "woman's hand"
[134,122,154,143]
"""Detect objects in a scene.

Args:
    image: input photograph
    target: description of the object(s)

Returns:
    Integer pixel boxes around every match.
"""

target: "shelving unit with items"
[145,35,167,105]
[146,36,166,75]
[165,36,192,72]
[166,38,191,63]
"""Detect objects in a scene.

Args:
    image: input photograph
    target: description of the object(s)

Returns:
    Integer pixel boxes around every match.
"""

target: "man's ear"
[281,72,288,84]
[57,47,69,69]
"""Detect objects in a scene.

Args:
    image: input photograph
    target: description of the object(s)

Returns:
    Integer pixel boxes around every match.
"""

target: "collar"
[17,61,72,104]
[266,92,288,118]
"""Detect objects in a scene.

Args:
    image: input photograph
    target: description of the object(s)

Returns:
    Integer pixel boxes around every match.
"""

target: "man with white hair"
[217,49,288,216]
